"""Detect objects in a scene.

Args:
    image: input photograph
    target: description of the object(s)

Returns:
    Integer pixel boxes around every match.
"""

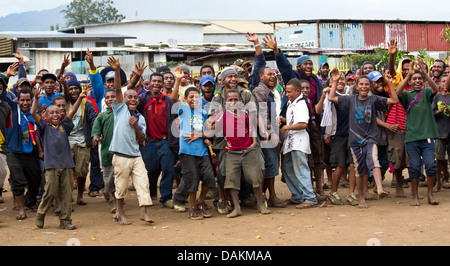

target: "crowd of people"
[0,33,449,230]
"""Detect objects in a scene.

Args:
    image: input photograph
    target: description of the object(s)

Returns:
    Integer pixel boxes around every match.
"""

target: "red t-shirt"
[386,85,410,130]
[214,109,254,151]
[145,95,167,140]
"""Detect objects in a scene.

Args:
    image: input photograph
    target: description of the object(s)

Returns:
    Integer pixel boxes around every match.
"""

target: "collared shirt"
[282,94,310,155]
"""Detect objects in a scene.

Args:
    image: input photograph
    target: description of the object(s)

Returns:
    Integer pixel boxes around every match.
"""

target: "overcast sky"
[4,0,450,21]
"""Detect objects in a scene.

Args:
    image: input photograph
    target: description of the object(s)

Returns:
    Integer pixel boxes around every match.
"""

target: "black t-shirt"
[0,100,12,153]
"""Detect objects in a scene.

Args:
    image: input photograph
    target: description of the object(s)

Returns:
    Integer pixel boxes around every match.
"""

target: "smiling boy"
[107,56,153,225]
[329,73,398,208]
[397,60,440,206]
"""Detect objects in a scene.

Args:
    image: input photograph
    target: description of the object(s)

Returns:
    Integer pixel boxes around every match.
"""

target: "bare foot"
[226,208,243,218]
[395,187,406,198]
[428,196,440,205]
[257,203,271,215]
[358,199,368,209]
[113,213,131,225]
[378,190,389,199]
[410,198,420,206]
[140,213,154,223]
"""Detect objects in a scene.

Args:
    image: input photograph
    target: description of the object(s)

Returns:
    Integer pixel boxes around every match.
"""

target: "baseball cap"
[16,78,31,88]
[105,71,115,81]
[320,62,329,68]
[200,75,215,86]
[41,73,57,83]
[367,71,383,82]
[347,75,355,80]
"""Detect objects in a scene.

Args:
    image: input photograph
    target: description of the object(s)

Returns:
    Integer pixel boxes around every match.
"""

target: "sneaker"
[189,206,204,220]
[328,192,343,205]
[217,199,229,214]
[162,199,174,209]
[346,193,358,206]
[197,202,212,218]
[60,220,77,230]
[174,203,187,213]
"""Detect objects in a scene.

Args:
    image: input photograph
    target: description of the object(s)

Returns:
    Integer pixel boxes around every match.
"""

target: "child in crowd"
[209,89,270,218]
[397,60,440,206]
[174,85,216,220]
[316,71,357,206]
[106,56,153,225]
[329,72,399,208]
[32,85,86,230]
[432,73,450,191]
[92,89,117,213]
[279,79,318,209]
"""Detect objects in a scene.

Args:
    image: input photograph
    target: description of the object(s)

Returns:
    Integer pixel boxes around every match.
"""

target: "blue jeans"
[406,139,437,179]
[281,150,317,204]
[140,140,175,203]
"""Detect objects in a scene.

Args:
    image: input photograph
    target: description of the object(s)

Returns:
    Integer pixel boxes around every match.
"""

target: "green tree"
[62,0,126,27]
[342,47,409,71]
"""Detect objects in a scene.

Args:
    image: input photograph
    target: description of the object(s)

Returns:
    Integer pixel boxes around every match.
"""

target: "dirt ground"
[1,168,450,247]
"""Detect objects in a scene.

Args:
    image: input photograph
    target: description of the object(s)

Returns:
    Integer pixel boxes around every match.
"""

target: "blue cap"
[367,71,383,81]
[200,75,215,86]
[296,55,312,66]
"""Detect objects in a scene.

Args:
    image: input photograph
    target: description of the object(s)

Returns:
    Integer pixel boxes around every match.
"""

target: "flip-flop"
[16,213,27,220]
[295,201,317,209]
[268,199,288,208]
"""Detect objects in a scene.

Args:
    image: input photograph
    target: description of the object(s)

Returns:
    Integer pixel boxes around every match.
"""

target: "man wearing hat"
[199,75,215,110]
[263,34,326,201]
[318,62,330,84]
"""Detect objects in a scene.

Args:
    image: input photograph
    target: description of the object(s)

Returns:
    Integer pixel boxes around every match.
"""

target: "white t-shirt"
[282,94,311,155]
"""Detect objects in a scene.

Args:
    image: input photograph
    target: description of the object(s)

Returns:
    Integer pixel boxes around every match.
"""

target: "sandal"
[346,193,358,206]
[295,201,317,209]
[197,202,212,218]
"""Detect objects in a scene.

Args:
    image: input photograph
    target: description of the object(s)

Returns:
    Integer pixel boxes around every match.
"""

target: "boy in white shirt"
[279,78,317,209]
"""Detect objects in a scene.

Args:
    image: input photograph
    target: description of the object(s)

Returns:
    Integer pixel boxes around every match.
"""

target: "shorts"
[262,147,280,178]
[406,139,437,179]
[387,130,409,170]
[330,135,353,169]
[377,145,390,172]
[102,164,115,194]
[179,154,216,193]
[308,120,323,165]
[225,148,263,190]
[435,138,450,161]
[112,154,153,207]
[71,144,91,177]
[350,143,381,177]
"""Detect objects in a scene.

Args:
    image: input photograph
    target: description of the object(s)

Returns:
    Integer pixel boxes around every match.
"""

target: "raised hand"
[132,61,148,77]
[13,48,24,63]
[61,54,71,69]
[245,32,259,44]
[388,39,397,55]
[107,56,120,71]
[174,66,184,80]
[6,62,19,78]
[417,58,427,75]
[262,33,278,51]
[330,68,341,82]
[85,48,94,66]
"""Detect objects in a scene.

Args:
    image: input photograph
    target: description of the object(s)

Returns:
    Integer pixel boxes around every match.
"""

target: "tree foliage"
[342,47,409,71]
[62,0,126,27]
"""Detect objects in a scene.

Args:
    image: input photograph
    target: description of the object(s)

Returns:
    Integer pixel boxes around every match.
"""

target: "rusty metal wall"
[363,22,386,49]
[319,23,341,48]
[406,23,428,52]
[427,23,450,51]
[386,23,408,51]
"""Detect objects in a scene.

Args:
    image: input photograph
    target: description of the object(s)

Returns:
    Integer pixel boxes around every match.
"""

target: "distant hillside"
[0,5,66,31]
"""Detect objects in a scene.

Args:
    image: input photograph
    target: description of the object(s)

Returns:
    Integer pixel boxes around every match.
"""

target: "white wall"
[85,21,204,45]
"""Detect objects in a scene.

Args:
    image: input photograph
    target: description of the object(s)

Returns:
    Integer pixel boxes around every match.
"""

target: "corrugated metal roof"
[386,23,408,51]
[319,23,341,48]
[427,24,450,51]
[201,20,289,34]
[343,23,364,49]
[0,31,135,40]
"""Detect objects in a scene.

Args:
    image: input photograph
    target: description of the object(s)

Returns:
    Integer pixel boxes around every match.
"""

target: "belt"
[146,136,167,143]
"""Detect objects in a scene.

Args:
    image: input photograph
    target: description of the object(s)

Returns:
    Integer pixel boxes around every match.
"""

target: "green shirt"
[400,87,439,143]
[91,109,115,166]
